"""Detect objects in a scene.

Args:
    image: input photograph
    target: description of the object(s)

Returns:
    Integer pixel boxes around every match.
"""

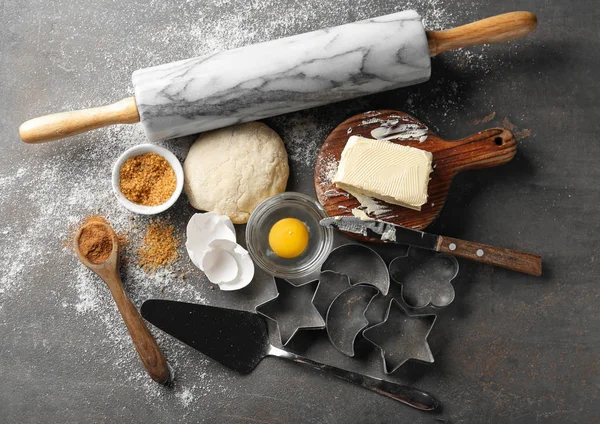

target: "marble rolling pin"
[20,10,537,143]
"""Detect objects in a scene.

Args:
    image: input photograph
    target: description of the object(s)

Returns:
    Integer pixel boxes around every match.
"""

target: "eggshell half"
[207,239,255,291]
[186,212,236,270]
[202,249,239,284]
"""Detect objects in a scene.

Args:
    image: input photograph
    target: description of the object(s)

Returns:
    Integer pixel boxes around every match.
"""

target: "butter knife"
[320,217,542,276]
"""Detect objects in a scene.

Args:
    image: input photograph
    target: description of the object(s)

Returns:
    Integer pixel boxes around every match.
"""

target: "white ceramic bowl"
[112,144,184,215]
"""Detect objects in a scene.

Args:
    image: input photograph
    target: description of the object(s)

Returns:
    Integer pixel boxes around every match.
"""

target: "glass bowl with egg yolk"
[246,192,334,279]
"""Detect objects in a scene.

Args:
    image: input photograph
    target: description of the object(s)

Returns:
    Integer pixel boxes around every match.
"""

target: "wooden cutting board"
[314,110,517,240]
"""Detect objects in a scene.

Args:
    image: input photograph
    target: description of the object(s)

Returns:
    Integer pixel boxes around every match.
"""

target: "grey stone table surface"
[1,0,598,422]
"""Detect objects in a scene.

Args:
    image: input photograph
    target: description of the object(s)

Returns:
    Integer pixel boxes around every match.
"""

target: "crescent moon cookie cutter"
[325,284,380,357]
[320,244,390,295]
[312,270,353,321]
[317,244,388,357]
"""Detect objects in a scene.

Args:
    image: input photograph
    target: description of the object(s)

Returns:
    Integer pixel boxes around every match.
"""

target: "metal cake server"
[140,299,439,411]
[320,217,542,276]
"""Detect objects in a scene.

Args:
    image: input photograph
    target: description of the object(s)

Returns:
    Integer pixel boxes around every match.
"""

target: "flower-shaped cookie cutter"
[389,246,459,309]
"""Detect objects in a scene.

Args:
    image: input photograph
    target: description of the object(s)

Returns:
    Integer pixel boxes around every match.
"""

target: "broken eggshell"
[186,212,255,290]
[202,246,238,284]
[203,239,254,291]
[186,212,236,270]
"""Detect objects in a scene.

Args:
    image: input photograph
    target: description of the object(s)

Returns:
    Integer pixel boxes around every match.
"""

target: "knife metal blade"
[320,216,543,276]
[320,216,439,251]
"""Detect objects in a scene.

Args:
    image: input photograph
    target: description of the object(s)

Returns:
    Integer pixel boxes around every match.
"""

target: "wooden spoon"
[74,220,170,384]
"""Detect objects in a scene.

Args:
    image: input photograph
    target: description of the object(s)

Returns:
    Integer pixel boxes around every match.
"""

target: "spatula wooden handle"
[436,235,542,276]
[19,97,140,144]
[427,12,538,56]
[103,271,170,384]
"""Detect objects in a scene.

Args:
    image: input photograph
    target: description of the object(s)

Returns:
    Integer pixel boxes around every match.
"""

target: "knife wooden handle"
[427,11,538,57]
[19,97,140,144]
[436,235,542,276]
[104,270,170,384]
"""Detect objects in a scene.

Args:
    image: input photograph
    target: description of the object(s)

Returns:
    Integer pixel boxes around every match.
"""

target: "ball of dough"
[183,122,289,224]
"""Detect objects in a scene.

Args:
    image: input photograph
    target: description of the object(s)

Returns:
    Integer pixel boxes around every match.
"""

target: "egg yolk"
[268,218,309,259]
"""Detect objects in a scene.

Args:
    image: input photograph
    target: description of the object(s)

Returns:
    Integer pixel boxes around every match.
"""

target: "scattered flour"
[177,387,195,408]
[323,156,339,185]
[274,112,331,168]
[0,122,229,409]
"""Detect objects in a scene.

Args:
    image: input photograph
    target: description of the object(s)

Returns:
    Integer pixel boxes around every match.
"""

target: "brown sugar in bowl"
[112,144,184,215]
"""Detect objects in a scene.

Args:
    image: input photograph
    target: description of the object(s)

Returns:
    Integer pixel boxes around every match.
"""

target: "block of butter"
[333,136,433,211]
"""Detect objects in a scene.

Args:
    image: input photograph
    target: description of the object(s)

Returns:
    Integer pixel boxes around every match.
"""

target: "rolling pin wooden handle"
[447,128,517,173]
[437,235,542,276]
[427,11,538,56]
[19,97,140,144]
[103,270,170,384]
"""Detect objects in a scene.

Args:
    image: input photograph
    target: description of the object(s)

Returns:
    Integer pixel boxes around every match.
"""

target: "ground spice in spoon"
[77,216,114,264]
[120,153,176,206]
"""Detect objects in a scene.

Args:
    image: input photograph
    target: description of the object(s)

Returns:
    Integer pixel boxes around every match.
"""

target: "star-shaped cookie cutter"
[255,277,325,346]
[363,298,437,374]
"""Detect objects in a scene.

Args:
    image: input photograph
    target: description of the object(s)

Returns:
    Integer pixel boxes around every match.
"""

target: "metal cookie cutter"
[312,270,352,321]
[389,247,459,309]
[321,244,390,295]
[363,298,437,374]
[326,284,380,357]
[255,277,325,346]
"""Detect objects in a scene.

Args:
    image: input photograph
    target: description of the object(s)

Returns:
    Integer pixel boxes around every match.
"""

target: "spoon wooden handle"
[427,12,538,56]
[436,235,542,276]
[103,270,170,384]
[19,97,139,144]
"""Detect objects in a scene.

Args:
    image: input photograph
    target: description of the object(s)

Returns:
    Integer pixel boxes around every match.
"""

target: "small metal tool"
[312,271,352,320]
